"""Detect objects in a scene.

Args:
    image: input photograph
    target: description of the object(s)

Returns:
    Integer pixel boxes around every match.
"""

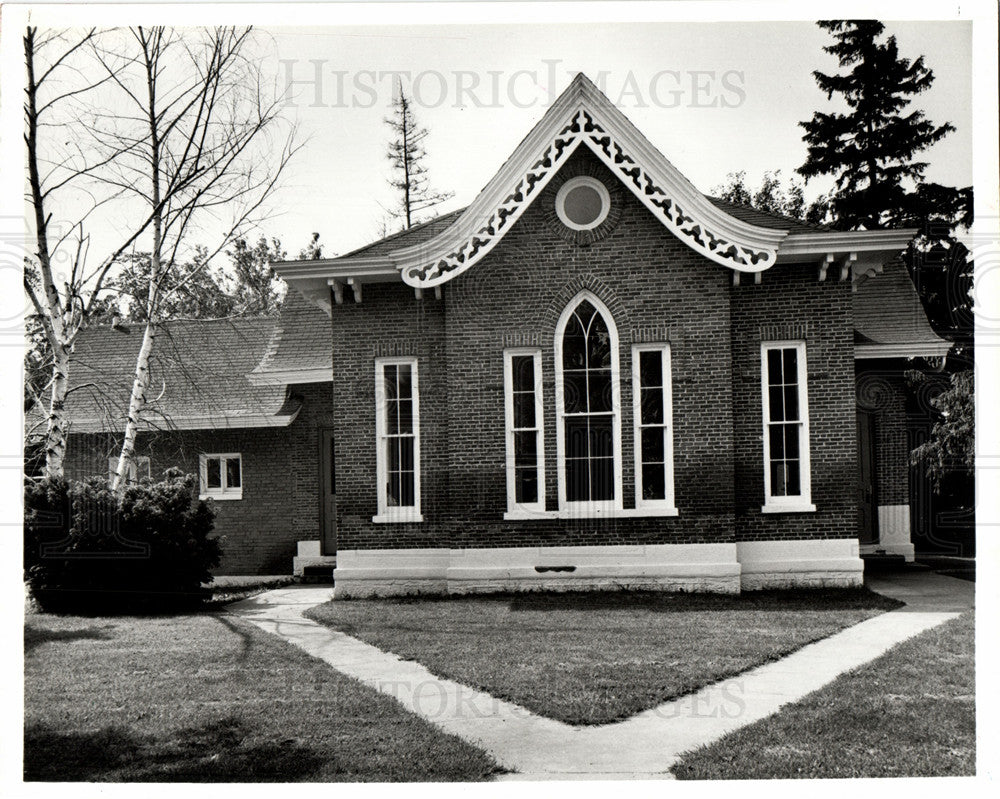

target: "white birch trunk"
[43,342,71,478]
[112,318,157,491]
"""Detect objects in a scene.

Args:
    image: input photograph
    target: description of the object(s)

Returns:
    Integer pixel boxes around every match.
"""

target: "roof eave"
[247,367,332,386]
[777,229,918,262]
[67,408,302,434]
[854,341,953,360]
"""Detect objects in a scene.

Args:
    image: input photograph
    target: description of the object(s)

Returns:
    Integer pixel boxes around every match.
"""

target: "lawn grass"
[24,610,500,782]
[671,611,975,779]
[304,587,901,726]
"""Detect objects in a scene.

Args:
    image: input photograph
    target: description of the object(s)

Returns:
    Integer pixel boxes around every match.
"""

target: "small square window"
[200,454,243,500]
[107,456,151,485]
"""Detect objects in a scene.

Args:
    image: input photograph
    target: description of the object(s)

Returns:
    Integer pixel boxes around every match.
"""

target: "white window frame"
[107,456,151,485]
[555,176,612,231]
[632,344,678,515]
[199,453,243,501]
[503,348,546,519]
[554,290,623,516]
[760,341,815,513]
[373,356,423,523]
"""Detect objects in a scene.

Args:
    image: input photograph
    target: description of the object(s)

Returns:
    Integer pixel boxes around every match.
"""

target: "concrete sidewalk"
[228,568,971,780]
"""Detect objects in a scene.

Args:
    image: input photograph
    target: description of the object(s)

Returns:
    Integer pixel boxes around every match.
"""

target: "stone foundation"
[332,539,864,598]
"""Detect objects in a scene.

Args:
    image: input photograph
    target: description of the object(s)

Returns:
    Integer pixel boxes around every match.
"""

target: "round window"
[555,176,611,231]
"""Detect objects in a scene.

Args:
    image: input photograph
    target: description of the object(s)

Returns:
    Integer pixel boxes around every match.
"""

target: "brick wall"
[730,265,858,541]
[332,148,737,550]
[64,381,333,575]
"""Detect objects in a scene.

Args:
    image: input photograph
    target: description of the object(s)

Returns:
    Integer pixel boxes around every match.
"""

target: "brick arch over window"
[537,275,631,343]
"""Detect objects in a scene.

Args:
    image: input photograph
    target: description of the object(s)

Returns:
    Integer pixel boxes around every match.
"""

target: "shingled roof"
[248,290,332,385]
[53,316,301,433]
[854,260,952,359]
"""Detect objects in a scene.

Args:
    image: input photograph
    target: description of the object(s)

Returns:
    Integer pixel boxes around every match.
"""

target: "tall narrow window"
[374,357,422,522]
[555,294,621,511]
[761,342,814,512]
[504,349,545,515]
[632,344,677,512]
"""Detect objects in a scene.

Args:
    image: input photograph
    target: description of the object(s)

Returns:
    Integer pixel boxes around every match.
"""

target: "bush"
[24,468,221,613]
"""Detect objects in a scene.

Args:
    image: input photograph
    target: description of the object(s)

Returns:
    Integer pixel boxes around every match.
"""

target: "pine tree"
[798,20,960,231]
[385,83,454,229]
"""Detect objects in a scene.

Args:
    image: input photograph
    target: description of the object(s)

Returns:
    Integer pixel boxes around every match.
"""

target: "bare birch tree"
[24,27,158,478]
[84,27,299,490]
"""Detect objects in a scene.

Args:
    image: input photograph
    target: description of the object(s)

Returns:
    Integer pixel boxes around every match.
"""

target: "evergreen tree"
[798,21,964,231]
[385,83,454,229]
[799,20,972,344]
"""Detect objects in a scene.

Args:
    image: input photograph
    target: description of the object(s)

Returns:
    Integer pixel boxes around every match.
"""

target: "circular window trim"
[555,176,612,231]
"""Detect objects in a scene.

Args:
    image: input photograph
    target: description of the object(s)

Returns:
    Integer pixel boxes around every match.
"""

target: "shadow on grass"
[24,717,325,782]
[372,587,903,613]
[24,625,113,654]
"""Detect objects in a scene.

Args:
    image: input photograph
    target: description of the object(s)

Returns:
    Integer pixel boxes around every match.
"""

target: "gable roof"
[48,317,301,434]
[274,73,916,300]
[853,260,952,359]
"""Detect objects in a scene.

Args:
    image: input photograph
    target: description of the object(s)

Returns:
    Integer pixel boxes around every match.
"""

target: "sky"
[261,19,973,257]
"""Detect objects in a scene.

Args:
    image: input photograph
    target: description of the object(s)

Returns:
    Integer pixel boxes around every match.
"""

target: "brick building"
[58,75,950,592]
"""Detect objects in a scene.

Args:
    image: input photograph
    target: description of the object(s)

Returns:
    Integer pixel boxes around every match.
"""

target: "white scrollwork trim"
[402,109,778,287]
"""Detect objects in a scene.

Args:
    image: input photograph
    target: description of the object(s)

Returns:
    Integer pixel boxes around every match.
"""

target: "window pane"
[588,415,613,458]
[565,417,588,459]
[398,398,413,434]
[587,316,612,369]
[770,461,787,496]
[783,424,800,459]
[785,460,801,495]
[642,463,666,500]
[641,387,664,425]
[782,349,798,383]
[513,393,535,429]
[639,350,662,388]
[566,458,588,502]
[399,437,414,471]
[768,385,785,422]
[206,458,221,489]
[388,438,401,472]
[563,372,587,414]
[591,457,615,501]
[386,399,400,435]
[587,370,612,413]
[397,364,413,399]
[383,365,398,400]
[641,427,665,464]
[399,470,415,506]
[783,385,799,422]
[226,457,241,488]
[767,348,782,385]
[574,300,597,330]
[515,467,538,504]
[512,355,535,393]
[769,424,785,460]
[564,184,604,226]
[387,472,401,506]
[514,431,537,467]
[562,328,587,370]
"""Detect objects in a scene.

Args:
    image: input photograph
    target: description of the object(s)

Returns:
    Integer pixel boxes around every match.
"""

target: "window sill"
[760,502,816,514]
[200,492,243,501]
[504,506,679,521]
[372,512,424,524]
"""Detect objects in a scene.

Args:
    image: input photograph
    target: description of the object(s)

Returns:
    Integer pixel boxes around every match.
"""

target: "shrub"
[24,468,220,613]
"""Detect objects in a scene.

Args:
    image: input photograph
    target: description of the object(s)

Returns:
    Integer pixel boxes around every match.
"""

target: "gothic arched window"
[555,294,621,508]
